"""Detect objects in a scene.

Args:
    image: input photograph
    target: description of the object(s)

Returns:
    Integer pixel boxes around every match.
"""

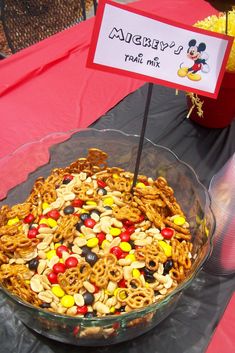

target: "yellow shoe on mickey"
[187,72,201,81]
[177,67,188,77]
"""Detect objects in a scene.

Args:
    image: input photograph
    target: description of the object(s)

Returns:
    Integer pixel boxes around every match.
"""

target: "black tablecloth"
[1,84,235,353]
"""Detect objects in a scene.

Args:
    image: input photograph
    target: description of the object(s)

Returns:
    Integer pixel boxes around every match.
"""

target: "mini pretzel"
[113,205,141,223]
[0,251,9,265]
[126,278,143,289]
[0,205,11,226]
[6,202,32,220]
[0,234,28,252]
[87,148,108,169]
[58,262,91,294]
[65,158,92,175]
[107,265,123,283]
[106,176,132,193]
[135,243,167,270]
[126,288,154,309]
[53,215,78,242]
[90,254,120,288]
[0,223,19,236]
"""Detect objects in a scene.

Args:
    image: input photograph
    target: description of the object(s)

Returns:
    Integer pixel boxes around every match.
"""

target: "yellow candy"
[7,217,20,226]
[112,173,119,179]
[145,282,149,288]
[54,243,61,249]
[60,295,75,308]
[125,254,136,262]
[136,182,146,188]
[103,197,114,206]
[42,202,50,210]
[47,218,57,228]
[109,227,121,236]
[80,210,89,214]
[158,240,172,257]
[86,201,97,206]
[117,289,127,300]
[101,239,110,249]
[39,218,48,225]
[132,269,141,278]
[109,306,116,313]
[87,238,99,248]
[120,242,131,252]
[173,216,185,226]
[52,285,65,298]
[46,250,57,260]
[113,288,120,297]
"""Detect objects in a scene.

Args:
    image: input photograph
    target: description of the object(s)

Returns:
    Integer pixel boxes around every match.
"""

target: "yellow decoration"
[194,10,235,73]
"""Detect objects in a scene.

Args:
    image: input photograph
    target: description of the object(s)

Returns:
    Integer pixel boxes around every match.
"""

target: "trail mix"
[0,148,194,317]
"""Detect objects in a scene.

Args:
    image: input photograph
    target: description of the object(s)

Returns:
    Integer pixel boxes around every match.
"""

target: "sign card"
[87,0,233,98]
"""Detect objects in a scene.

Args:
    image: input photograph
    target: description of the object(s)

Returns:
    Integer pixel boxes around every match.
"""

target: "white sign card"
[87,0,233,98]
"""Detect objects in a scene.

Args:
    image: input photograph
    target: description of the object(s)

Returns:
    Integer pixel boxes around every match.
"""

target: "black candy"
[80,213,90,222]
[63,205,75,215]
[85,251,98,266]
[83,292,95,305]
[28,258,39,271]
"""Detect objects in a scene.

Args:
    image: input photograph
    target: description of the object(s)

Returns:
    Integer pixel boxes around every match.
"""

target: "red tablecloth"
[0,1,234,352]
[0,0,219,160]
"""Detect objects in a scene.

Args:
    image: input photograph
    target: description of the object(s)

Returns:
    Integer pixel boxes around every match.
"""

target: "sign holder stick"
[131,82,153,191]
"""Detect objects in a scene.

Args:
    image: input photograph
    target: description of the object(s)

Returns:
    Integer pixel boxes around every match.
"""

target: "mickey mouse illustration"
[177,39,209,81]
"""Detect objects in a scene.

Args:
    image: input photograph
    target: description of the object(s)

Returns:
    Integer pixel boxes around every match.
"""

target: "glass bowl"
[0,128,215,346]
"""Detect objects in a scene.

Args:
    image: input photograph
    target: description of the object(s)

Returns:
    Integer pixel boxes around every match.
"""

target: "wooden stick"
[131,83,153,191]
[225,10,229,34]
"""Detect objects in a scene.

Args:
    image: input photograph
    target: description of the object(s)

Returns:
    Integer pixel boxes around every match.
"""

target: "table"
[0,1,235,352]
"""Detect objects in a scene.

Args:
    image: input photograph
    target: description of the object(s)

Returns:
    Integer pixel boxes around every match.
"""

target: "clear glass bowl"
[0,128,215,346]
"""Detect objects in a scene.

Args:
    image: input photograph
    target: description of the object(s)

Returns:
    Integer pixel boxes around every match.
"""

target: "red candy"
[110,246,123,259]
[96,232,106,245]
[97,179,107,188]
[118,279,127,288]
[77,305,88,315]
[56,245,69,258]
[27,228,38,239]
[123,220,134,227]
[65,256,78,268]
[84,218,96,228]
[53,263,66,274]
[72,199,84,208]
[63,174,74,181]
[47,210,60,220]
[119,252,128,259]
[125,226,135,235]
[24,214,35,224]
[161,227,174,239]
[47,271,58,284]
[119,231,130,242]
